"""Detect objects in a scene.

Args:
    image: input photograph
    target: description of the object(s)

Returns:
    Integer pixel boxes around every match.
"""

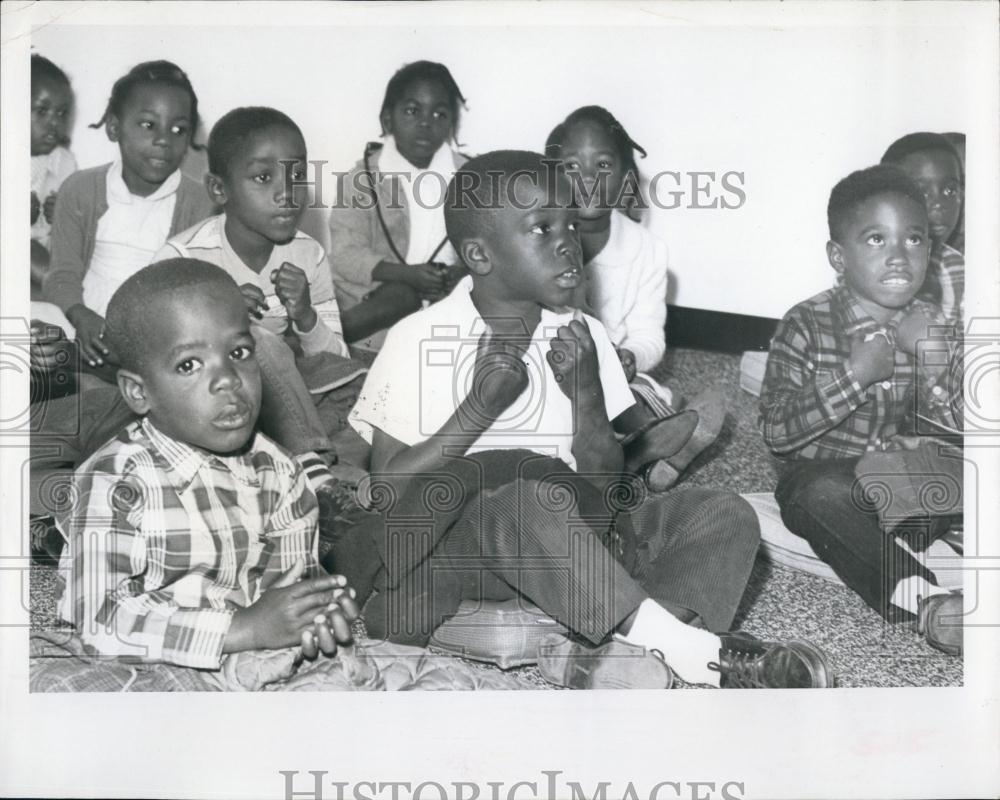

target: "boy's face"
[476,174,583,310]
[108,83,192,197]
[31,77,72,156]
[828,191,929,322]
[215,124,308,247]
[121,283,262,455]
[382,79,453,169]
[897,149,962,244]
[558,120,627,221]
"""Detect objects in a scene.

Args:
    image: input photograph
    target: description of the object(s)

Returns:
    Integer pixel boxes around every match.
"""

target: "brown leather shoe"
[621,409,698,475]
[917,591,963,656]
[711,632,834,688]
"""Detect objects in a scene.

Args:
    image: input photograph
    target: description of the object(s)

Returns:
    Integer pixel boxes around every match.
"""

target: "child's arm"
[371,331,530,478]
[759,312,893,455]
[63,471,238,668]
[546,315,624,486]
[44,174,110,366]
[619,239,668,373]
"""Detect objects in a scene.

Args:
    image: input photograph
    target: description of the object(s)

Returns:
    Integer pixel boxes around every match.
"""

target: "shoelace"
[707,647,773,688]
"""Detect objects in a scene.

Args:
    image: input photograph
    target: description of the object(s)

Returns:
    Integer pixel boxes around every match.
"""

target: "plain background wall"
[32,22,976,319]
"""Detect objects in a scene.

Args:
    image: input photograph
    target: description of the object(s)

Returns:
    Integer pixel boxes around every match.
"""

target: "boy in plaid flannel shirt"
[56,259,358,669]
[761,165,963,655]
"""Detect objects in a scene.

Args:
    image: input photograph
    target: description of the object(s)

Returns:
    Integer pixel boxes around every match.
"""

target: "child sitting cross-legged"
[56,260,359,671]
[153,107,370,512]
[761,165,963,656]
[335,151,833,689]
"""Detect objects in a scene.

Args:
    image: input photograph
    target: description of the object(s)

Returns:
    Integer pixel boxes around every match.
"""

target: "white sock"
[890,576,949,615]
[295,451,334,492]
[619,598,722,686]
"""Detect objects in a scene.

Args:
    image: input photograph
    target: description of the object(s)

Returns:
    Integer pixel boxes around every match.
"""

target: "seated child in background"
[42,60,214,370]
[942,131,965,255]
[544,106,724,491]
[329,60,468,352]
[154,107,369,495]
[339,150,832,689]
[30,54,78,299]
[881,132,964,326]
[56,260,359,670]
[760,165,963,655]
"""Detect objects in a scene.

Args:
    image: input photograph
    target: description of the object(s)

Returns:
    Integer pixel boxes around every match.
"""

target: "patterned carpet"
[28,347,962,688]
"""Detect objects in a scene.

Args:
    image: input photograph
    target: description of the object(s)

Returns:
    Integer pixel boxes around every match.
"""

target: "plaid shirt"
[56,418,320,669]
[924,241,965,327]
[760,282,950,460]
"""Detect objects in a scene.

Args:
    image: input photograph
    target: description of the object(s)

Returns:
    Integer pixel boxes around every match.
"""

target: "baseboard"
[667,305,779,354]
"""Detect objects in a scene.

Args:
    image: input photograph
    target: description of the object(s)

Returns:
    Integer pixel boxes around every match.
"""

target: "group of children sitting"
[28,52,966,689]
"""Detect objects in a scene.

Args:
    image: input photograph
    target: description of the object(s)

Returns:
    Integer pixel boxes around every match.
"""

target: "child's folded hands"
[271,262,316,330]
[547,310,602,406]
[848,331,895,388]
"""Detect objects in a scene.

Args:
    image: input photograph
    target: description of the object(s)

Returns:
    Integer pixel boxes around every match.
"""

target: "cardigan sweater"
[43,163,215,312]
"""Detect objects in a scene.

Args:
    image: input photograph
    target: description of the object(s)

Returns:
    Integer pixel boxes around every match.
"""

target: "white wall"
[32,17,978,319]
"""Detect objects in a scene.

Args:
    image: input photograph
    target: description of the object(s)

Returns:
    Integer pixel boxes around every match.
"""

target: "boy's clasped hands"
[240,261,318,331]
[848,306,938,389]
[228,558,361,661]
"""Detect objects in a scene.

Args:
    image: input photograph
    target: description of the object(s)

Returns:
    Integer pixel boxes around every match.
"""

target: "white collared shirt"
[349,277,635,471]
[84,160,181,315]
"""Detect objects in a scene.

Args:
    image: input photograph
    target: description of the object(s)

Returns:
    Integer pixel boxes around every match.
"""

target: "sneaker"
[709,632,833,688]
[917,591,963,656]
[537,634,675,689]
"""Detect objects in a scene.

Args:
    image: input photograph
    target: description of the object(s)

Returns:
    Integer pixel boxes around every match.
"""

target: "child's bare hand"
[405,263,448,299]
[895,307,937,356]
[31,192,41,226]
[468,329,530,419]
[43,192,58,225]
[616,347,637,383]
[271,263,316,330]
[65,305,111,367]
[300,581,360,660]
[439,262,467,293]
[547,311,603,408]
[239,283,267,320]
[229,559,349,652]
[849,331,894,388]
[30,321,67,372]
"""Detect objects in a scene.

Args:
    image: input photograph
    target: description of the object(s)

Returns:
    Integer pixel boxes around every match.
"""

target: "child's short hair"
[379,60,467,139]
[31,53,70,87]
[105,259,239,372]
[207,106,303,177]
[545,105,647,176]
[827,165,927,241]
[89,60,203,150]
[880,132,960,168]
[445,150,558,247]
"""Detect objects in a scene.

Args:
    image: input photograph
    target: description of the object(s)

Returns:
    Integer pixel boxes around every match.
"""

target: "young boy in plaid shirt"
[761,165,962,655]
[56,259,358,669]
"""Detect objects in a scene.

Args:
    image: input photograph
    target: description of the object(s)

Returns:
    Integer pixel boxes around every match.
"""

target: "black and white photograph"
[1,1,998,798]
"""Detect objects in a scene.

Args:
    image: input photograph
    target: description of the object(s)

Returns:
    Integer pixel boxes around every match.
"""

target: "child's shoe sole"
[537,634,674,689]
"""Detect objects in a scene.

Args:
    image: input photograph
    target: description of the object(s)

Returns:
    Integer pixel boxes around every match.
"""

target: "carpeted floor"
[28,347,962,688]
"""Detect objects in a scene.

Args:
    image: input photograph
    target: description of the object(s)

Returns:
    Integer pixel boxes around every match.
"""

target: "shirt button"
[880,381,892,390]
[932,386,944,396]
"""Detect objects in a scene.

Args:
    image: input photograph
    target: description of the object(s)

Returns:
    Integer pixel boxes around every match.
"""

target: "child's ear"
[105,115,120,143]
[204,172,228,207]
[379,109,392,137]
[117,369,151,416]
[461,239,492,277]
[826,240,845,274]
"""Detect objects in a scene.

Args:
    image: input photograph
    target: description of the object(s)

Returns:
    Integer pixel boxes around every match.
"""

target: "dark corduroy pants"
[329,451,760,647]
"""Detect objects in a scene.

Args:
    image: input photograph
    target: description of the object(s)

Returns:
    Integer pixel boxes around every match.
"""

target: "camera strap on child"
[363,142,448,266]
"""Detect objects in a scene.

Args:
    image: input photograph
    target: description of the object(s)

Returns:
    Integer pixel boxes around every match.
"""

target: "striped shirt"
[759,282,950,460]
[56,418,320,669]
[154,214,349,358]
